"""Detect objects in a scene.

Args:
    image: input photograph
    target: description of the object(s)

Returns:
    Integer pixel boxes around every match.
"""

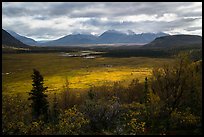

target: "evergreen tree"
[28,69,49,122]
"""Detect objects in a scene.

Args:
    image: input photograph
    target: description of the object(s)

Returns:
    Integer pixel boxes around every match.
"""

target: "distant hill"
[2,29,30,48]
[7,30,37,46]
[98,30,128,44]
[41,30,169,46]
[43,34,98,46]
[144,35,202,48]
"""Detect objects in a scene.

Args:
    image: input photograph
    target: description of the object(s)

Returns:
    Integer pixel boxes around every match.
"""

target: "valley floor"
[2,52,202,135]
[2,53,174,95]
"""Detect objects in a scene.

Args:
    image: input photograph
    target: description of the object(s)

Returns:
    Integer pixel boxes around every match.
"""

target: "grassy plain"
[2,53,175,96]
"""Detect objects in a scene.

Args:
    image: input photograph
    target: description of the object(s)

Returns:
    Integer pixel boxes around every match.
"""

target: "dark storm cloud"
[82,16,201,33]
[2,2,202,40]
[82,19,136,32]
[3,7,27,17]
[3,2,198,18]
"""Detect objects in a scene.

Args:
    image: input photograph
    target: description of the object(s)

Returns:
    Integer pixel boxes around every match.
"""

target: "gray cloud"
[184,26,202,32]
[2,2,202,40]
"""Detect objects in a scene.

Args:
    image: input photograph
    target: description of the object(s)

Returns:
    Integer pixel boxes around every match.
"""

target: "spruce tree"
[28,69,49,122]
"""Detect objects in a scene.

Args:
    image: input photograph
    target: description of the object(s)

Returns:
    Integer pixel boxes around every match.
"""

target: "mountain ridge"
[5,29,202,48]
[144,34,202,48]
[6,30,37,46]
[2,29,30,48]
[40,30,169,46]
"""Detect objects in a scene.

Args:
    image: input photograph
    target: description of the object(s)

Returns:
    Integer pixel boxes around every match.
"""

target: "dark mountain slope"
[7,30,37,46]
[144,35,202,48]
[2,29,30,48]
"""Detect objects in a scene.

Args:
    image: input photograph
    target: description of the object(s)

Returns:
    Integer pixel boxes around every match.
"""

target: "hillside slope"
[7,30,37,46]
[144,35,202,48]
[2,29,30,48]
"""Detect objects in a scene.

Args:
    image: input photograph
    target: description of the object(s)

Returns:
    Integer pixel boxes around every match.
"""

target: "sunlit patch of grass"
[1,67,152,93]
[44,67,152,90]
[3,79,32,96]
[3,67,152,95]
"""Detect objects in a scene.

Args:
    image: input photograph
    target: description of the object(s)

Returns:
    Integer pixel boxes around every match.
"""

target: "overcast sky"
[2,2,202,41]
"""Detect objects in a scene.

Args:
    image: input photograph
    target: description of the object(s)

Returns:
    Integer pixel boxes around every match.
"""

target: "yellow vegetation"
[45,67,152,91]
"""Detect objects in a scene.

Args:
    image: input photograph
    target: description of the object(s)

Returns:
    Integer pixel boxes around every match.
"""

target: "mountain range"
[7,29,169,46]
[3,29,202,49]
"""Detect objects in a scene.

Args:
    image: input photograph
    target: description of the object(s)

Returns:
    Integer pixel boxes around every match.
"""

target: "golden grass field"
[2,53,175,95]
